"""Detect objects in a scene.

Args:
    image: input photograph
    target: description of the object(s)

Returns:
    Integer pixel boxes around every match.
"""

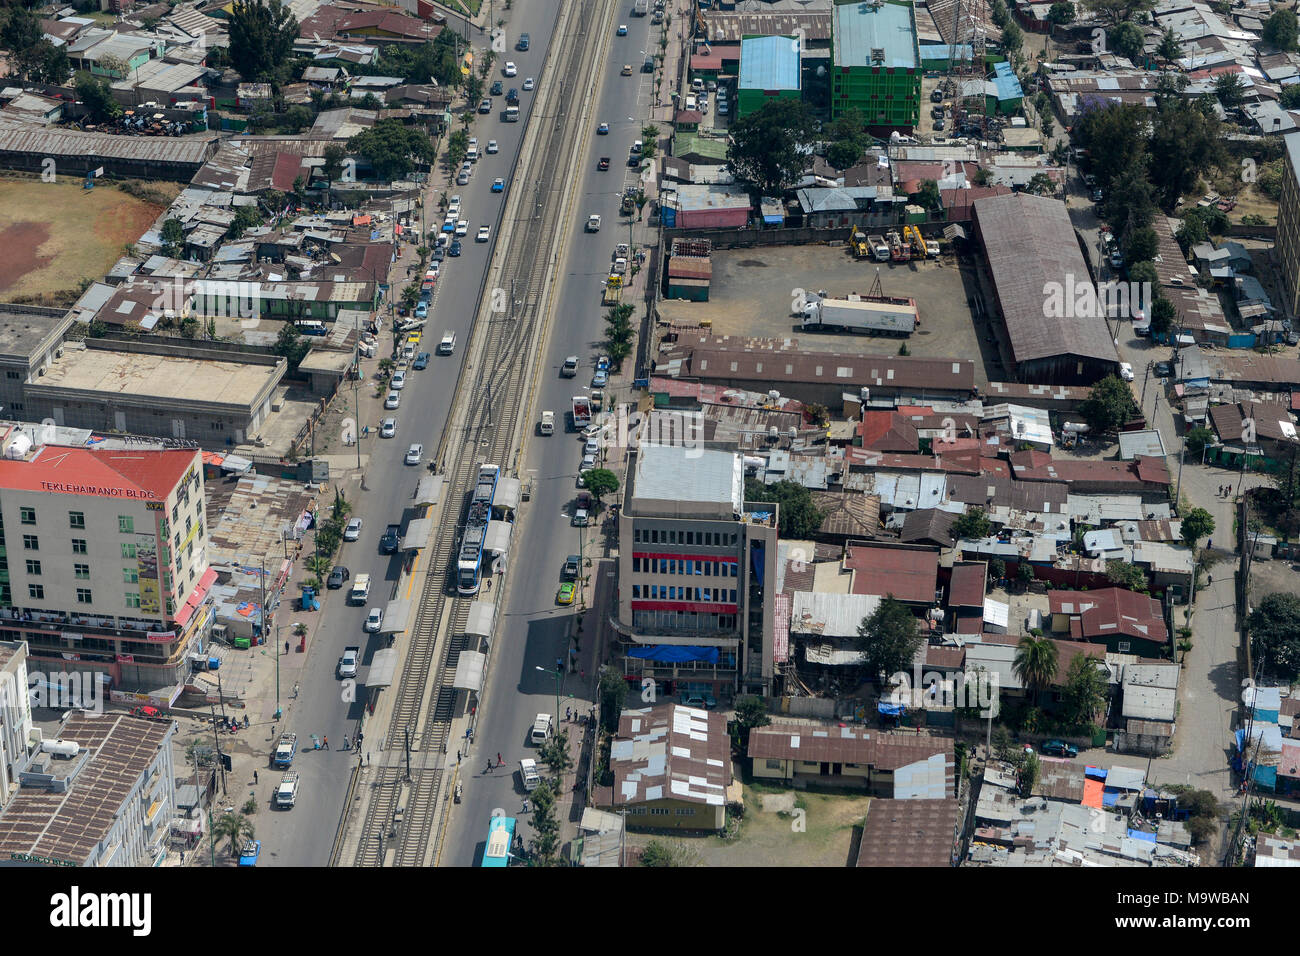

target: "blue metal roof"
[992,61,1023,102]
[833,1,917,70]
[739,35,801,91]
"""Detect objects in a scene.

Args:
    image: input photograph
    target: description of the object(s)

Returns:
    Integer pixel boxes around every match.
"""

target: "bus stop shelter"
[466,601,495,645]
[453,650,486,693]
[381,598,412,635]
[403,517,434,550]
[415,476,444,507]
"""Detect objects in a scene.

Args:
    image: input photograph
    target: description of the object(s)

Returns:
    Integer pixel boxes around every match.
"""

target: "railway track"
[348,0,606,866]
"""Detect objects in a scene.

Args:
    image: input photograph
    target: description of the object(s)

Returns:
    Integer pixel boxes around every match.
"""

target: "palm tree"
[1013,635,1059,704]
[212,811,255,858]
[330,487,351,522]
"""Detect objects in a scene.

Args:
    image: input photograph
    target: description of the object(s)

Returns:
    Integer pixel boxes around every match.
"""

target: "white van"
[519,758,541,791]
[530,713,553,745]
[294,320,328,336]
[437,330,456,354]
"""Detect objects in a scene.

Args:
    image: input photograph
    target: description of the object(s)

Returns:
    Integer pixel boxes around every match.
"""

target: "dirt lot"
[656,243,999,386]
[0,176,174,299]
[625,785,871,867]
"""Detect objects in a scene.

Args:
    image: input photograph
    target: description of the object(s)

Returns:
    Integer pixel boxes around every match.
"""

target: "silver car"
[343,517,363,541]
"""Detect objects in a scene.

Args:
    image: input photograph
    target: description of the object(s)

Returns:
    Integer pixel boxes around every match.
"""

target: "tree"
[1016,562,1035,587]
[1263,8,1299,51]
[1108,22,1145,62]
[1062,653,1108,727]
[1127,260,1158,288]
[528,780,561,865]
[1047,1,1075,24]
[1,7,41,71]
[1001,21,1023,58]
[1076,103,1148,192]
[1149,98,1224,210]
[825,107,869,171]
[1079,375,1139,433]
[726,98,818,196]
[1184,426,1213,458]
[1099,165,1156,230]
[465,72,484,106]
[446,128,469,169]
[539,729,574,778]
[273,322,310,367]
[1014,635,1059,702]
[1025,172,1056,196]
[1083,0,1156,26]
[583,468,619,507]
[1150,295,1176,336]
[160,218,185,258]
[1180,507,1215,548]
[915,179,942,212]
[227,0,299,82]
[743,478,826,538]
[1156,27,1182,64]
[1125,226,1158,264]
[1248,593,1300,680]
[348,119,435,181]
[1018,750,1041,796]
[226,204,263,240]
[598,668,628,733]
[953,507,992,540]
[855,598,924,683]
[1214,73,1246,111]
[75,71,121,123]
[212,811,255,857]
[731,695,770,751]
[1106,560,1148,591]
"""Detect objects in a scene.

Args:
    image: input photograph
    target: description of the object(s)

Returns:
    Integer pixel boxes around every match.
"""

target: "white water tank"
[743,456,764,473]
[5,433,32,459]
[42,739,80,759]
[1063,422,1090,434]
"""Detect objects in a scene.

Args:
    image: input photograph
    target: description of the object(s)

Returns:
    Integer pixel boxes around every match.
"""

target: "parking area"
[656,243,1000,387]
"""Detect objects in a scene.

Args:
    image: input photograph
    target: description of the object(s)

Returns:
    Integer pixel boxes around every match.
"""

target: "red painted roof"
[857,410,919,452]
[845,544,938,603]
[271,152,304,193]
[1049,587,1168,644]
[948,562,986,608]
[0,446,196,502]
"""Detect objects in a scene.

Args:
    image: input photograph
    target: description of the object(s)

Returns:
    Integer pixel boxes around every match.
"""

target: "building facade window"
[28,584,44,600]
[74,564,90,580]
[125,593,140,608]
[68,511,85,529]
[123,568,139,583]
[24,560,40,575]
[19,507,36,524]
[76,588,92,604]
[121,543,136,560]
[72,538,87,555]
[21,534,37,551]
[119,516,134,534]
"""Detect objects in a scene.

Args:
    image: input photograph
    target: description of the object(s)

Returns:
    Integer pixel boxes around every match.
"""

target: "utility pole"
[209,702,226,796]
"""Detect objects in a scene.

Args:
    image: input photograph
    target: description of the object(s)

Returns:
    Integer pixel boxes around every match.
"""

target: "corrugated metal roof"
[833,0,918,69]
[739,34,800,91]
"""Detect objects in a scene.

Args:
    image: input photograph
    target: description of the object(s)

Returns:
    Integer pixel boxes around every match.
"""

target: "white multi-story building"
[0,424,212,691]
[0,639,33,808]
[616,445,780,699]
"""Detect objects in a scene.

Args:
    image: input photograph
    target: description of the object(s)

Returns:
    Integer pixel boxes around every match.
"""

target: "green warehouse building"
[737,34,802,118]
[830,0,921,131]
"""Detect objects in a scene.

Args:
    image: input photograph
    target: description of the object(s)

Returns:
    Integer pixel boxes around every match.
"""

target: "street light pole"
[536,665,562,719]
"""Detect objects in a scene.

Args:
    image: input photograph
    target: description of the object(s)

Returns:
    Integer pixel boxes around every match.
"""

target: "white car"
[1119,362,1134,382]
[583,437,600,456]
[343,517,363,541]
[581,453,596,472]
[405,443,424,465]
[504,61,517,76]
[455,220,469,237]
[384,391,400,409]
[477,225,491,242]
[391,371,406,390]
[380,418,396,439]
[364,607,384,633]
[523,77,535,91]
[486,139,499,154]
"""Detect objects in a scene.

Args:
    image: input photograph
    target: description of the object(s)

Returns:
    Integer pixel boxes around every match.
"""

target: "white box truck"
[275,771,300,808]
[350,573,371,605]
[530,713,553,745]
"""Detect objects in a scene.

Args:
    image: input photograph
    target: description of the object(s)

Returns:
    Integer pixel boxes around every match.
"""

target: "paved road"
[438,8,659,867]
[263,0,564,868]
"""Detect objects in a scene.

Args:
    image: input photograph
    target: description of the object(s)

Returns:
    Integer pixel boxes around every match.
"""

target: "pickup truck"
[380,523,402,554]
[350,572,371,604]
[275,771,300,809]
[273,732,298,768]
[338,646,360,679]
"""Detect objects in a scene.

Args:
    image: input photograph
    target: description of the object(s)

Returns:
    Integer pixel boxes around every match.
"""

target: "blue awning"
[626,645,719,664]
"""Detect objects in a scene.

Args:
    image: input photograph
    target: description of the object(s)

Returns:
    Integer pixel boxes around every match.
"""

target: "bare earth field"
[0,177,175,299]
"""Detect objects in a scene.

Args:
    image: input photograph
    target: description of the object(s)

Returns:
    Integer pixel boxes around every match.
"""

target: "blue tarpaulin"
[626,645,720,664]
[878,701,906,716]
[751,544,765,582]
[1102,790,1120,807]
[1084,766,1107,779]
[1126,829,1157,843]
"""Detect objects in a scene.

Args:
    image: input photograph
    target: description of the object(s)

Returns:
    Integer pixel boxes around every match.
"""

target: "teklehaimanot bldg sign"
[38,481,161,499]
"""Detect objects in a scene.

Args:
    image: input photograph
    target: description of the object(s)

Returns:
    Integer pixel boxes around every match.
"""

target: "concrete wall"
[620,796,726,831]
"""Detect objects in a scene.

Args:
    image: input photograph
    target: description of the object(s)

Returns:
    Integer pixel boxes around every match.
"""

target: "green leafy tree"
[1180,507,1215,547]
[1018,750,1041,796]
[1062,653,1108,727]
[1184,425,1213,458]
[226,204,263,240]
[1108,22,1145,61]
[160,218,185,258]
[726,98,818,196]
[1156,27,1182,63]
[1047,2,1075,24]
[528,780,561,865]
[915,179,942,212]
[953,507,992,540]
[598,668,628,733]
[212,811,256,857]
[1214,73,1246,111]
[855,597,924,683]
[1079,375,1138,433]
[227,0,299,82]
[583,468,619,508]
[825,108,869,171]
[1105,560,1148,591]
[348,119,436,181]
[273,322,310,367]
[1248,593,1300,679]
[1076,103,1148,192]
[1125,226,1158,264]
[1127,261,1157,287]
[75,71,122,123]
[1149,98,1224,210]
[1001,21,1023,57]
[1,7,41,68]
[1013,634,1059,702]
[1263,8,1299,51]
[743,478,826,538]
[731,695,770,751]
[1084,0,1156,26]
[1150,295,1176,336]
[465,72,483,106]
[446,128,469,169]
[539,729,574,779]
[1025,172,1056,196]
[1099,165,1156,230]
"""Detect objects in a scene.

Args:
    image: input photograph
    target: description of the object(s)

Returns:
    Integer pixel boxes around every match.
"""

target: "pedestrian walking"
[254,770,259,784]
[497,752,503,766]
[485,577,492,591]
[485,760,493,774]
[323,735,329,750]
[457,749,461,762]
[285,640,290,655]
[566,707,572,722]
